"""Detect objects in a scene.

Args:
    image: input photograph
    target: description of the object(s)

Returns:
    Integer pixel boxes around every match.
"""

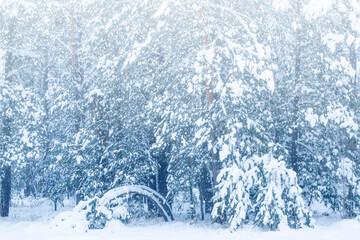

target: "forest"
[0,0,359,233]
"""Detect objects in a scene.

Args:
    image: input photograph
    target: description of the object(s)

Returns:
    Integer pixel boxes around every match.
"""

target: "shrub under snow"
[51,197,130,230]
[212,154,313,230]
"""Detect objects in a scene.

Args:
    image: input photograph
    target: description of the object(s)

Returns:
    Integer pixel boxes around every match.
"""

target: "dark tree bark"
[1,116,12,217]
[199,6,220,187]
[290,0,302,175]
[343,40,358,219]
[1,165,11,217]
[54,198,58,211]
[198,164,213,220]
[290,96,299,174]
[1,19,15,218]
[199,182,205,221]
[150,144,169,198]
[157,149,169,198]
[24,163,36,198]
[198,164,212,221]
[189,183,196,220]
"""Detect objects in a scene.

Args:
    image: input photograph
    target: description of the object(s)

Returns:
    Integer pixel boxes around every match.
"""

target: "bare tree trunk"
[24,163,35,198]
[189,184,196,220]
[1,107,12,218]
[70,3,85,199]
[343,40,358,219]
[70,3,84,133]
[0,165,11,217]
[0,115,12,217]
[290,0,302,174]
[1,19,15,217]
[199,6,219,187]
[54,198,58,211]
[198,182,205,221]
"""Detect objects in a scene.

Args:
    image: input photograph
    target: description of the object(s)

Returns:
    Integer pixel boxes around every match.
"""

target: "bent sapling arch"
[99,185,174,222]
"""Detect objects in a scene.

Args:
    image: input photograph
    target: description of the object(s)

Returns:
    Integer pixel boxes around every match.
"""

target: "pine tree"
[213,153,312,230]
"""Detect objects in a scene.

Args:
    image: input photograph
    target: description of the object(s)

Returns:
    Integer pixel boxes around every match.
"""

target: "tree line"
[0,0,359,230]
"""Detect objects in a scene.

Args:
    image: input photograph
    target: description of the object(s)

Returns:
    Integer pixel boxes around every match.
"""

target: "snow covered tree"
[0,0,359,227]
[213,153,312,230]
[0,0,39,216]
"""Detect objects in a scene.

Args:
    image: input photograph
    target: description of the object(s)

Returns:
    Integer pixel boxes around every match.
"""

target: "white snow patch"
[305,108,319,128]
[261,69,275,92]
[273,0,291,11]
[219,144,231,161]
[124,35,152,67]
[304,0,334,19]
[1,201,360,240]
[152,1,170,19]
[323,34,344,54]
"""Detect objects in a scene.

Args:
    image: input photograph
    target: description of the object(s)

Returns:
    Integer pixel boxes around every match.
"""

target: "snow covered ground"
[0,199,360,240]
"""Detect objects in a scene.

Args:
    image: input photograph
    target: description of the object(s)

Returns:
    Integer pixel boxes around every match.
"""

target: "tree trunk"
[198,164,213,215]
[199,6,219,187]
[54,198,58,211]
[290,0,302,174]
[0,19,15,217]
[198,182,205,221]
[189,184,196,220]
[1,165,11,217]
[290,96,299,174]
[343,41,358,219]
[1,19,14,217]
[157,148,169,198]
[24,162,36,198]
[76,191,84,205]
[349,41,357,111]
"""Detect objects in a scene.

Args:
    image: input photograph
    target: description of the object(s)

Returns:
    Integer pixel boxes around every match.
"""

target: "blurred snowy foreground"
[0,198,360,240]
